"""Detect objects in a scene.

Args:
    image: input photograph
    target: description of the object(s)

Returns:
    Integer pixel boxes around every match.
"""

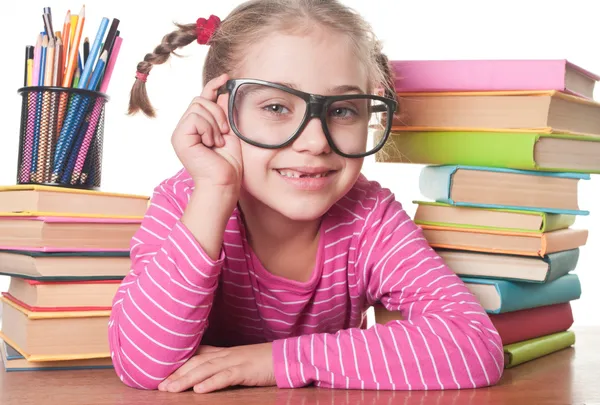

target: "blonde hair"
[129,0,396,117]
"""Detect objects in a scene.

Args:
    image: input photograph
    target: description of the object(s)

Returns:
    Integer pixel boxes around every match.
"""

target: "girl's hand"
[171,73,243,191]
[157,343,276,393]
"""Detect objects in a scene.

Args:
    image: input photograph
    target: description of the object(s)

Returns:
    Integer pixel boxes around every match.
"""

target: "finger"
[159,349,230,391]
[187,96,229,137]
[182,103,222,146]
[166,357,233,393]
[196,345,226,355]
[193,367,241,394]
[201,126,215,148]
[158,355,203,391]
[172,113,215,149]
[200,73,229,102]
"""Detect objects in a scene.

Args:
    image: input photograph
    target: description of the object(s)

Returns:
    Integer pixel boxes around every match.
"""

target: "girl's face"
[226,27,368,221]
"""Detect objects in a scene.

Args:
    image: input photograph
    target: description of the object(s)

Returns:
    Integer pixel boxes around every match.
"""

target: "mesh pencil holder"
[16,86,109,190]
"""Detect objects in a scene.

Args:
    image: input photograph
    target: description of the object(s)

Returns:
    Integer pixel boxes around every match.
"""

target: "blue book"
[437,248,579,283]
[419,165,590,215]
[0,340,113,372]
[461,273,581,314]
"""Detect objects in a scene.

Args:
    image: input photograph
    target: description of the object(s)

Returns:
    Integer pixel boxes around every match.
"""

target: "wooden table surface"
[1,326,598,405]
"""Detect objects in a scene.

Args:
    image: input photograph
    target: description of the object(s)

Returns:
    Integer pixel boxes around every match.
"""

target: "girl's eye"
[264,104,289,114]
[330,107,356,118]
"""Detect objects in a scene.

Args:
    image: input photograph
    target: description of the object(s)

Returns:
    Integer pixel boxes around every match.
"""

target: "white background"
[0,1,598,326]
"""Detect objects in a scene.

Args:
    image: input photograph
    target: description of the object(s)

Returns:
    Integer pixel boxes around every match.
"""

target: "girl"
[109,0,503,393]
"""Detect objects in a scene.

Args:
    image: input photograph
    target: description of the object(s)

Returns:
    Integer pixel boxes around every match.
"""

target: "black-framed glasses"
[216,78,397,158]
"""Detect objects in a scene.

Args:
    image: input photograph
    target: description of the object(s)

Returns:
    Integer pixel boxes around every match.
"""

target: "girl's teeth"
[277,170,327,178]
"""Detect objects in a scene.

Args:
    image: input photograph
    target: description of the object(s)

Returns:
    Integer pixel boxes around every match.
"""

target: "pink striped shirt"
[108,169,504,390]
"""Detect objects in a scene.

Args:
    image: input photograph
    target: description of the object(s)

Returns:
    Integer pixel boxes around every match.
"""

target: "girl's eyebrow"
[327,85,366,95]
[273,81,366,95]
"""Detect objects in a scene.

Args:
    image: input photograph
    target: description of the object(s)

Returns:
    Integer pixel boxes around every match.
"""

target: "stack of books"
[0,185,148,371]
[375,59,599,368]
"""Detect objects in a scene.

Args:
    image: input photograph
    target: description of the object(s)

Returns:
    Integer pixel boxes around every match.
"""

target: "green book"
[414,201,575,233]
[376,131,600,174]
[504,330,575,368]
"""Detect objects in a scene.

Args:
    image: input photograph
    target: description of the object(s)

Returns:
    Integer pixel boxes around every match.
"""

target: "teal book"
[0,341,113,372]
[461,273,581,314]
[419,165,590,215]
[437,248,579,283]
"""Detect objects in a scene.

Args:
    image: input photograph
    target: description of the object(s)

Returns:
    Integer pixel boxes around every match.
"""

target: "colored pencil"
[87,50,107,91]
[43,38,55,87]
[24,46,33,87]
[43,7,54,35]
[39,36,48,86]
[32,34,42,86]
[26,52,34,86]
[55,6,84,165]
[78,17,108,89]
[42,13,54,41]
[78,52,83,76]
[70,14,78,47]
[56,37,63,86]
[99,36,121,93]
[61,10,70,79]
[100,18,119,63]
[53,38,62,86]
[83,37,89,64]
[20,46,34,184]
[73,66,81,88]
[62,5,84,88]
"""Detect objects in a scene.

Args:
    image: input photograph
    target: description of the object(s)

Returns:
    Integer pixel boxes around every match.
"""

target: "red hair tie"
[196,15,221,45]
[136,71,148,82]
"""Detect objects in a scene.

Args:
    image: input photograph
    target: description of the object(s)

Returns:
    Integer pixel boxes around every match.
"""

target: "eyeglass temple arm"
[370,104,390,113]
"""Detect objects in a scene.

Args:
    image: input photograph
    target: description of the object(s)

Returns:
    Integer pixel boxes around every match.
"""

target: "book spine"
[544,249,580,282]
[489,302,574,345]
[418,165,457,203]
[391,60,568,92]
[504,330,576,368]
[499,274,581,313]
[378,131,538,169]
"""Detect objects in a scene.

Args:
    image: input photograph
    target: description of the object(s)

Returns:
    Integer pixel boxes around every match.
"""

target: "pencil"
[44,38,55,87]
[70,14,78,47]
[39,35,48,86]
[83,37,89,64]
[87,50,107,91]
[44,7,54,36]
[78,17,109,89]
[53,38,62,86]
[24,46,33,87]
[61,10,70,77]
[32,34,42,86]
[99,36,122,93]
[100,18,120,64]
[73,66,81,88]
[27,51,34,86]
[68,51,108,183]
[62,5,85,88]
[55,37,63,86]
[42,12,54,41]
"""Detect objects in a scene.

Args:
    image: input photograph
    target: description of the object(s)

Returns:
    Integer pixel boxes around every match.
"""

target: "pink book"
[391,59,600,99]
[0,216,139,252]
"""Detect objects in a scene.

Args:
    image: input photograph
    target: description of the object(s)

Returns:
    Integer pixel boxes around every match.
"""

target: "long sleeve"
[272,187,504,390]
[108,176,224,390]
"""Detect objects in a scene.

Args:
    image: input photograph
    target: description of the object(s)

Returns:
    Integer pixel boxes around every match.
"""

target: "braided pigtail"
[128,23,197,118]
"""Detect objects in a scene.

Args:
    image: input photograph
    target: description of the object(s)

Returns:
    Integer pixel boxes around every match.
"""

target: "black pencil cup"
[16,86,109,190]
